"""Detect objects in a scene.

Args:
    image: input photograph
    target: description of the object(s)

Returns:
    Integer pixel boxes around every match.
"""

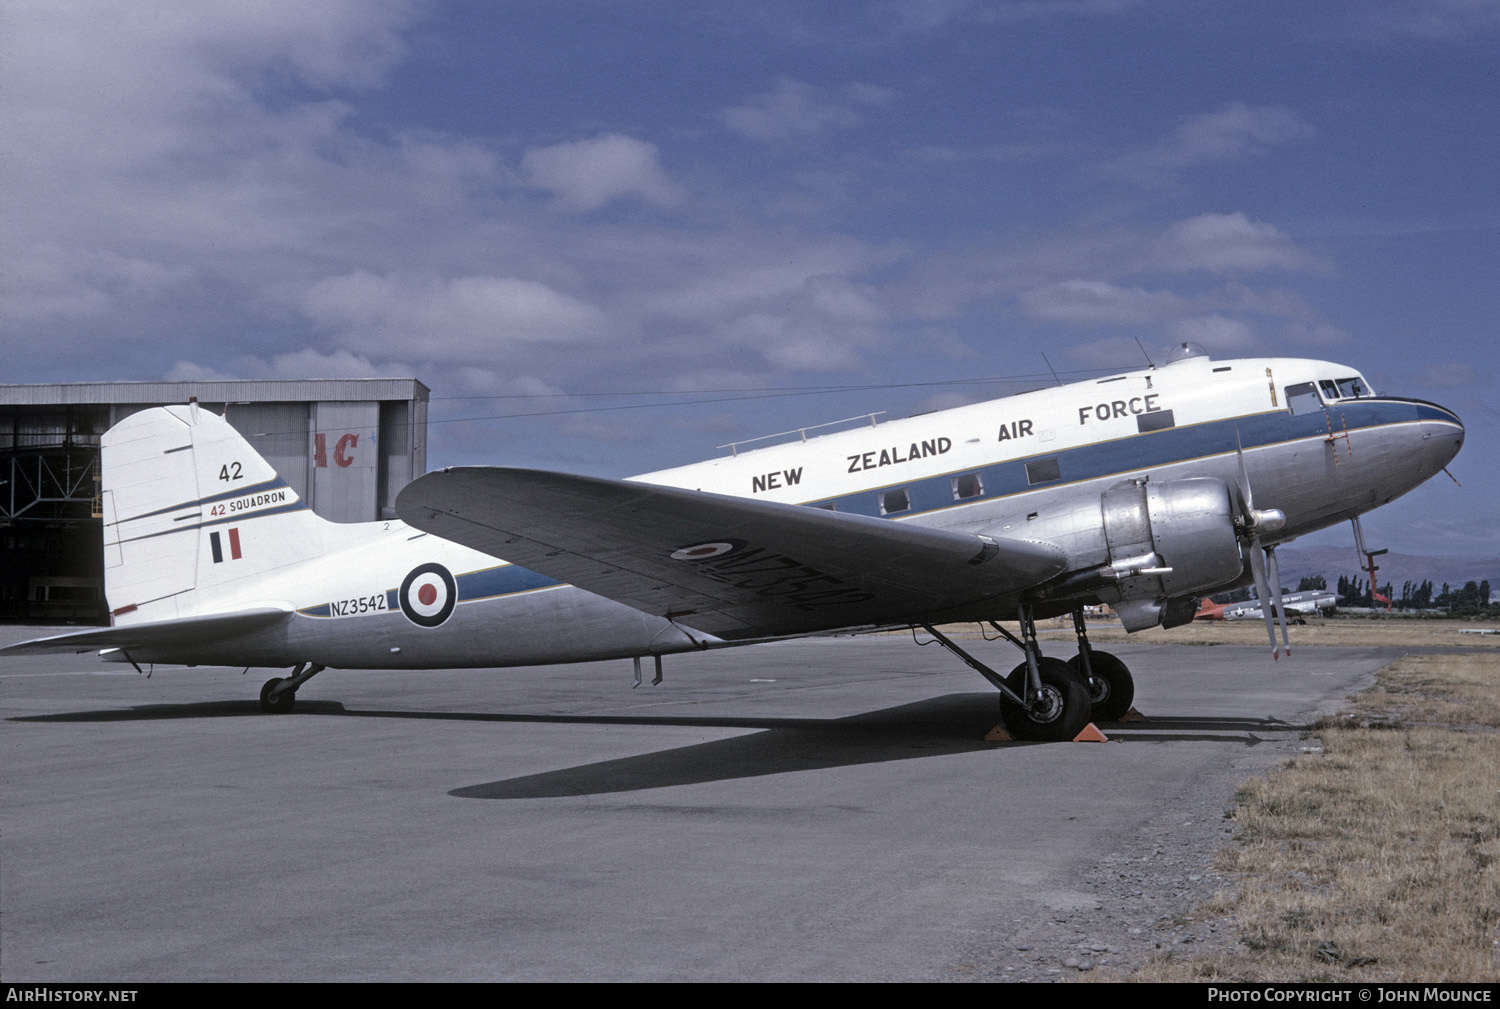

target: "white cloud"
[1065,335,1164,368]
[1113,104,1312,183]
[1281,321,1353,347]
[522,134,681,211]
[0,0,501,342]
[302,272,609,360]
[446,369,566,399]
[163,361,238,382]
[1216,284,1320,320]
[722,78,890,142]
[164,349,395,382]
[264,348,389,379]
[1170,314,1259,352]
[642,235,889,322]
[875,0,1141,34]
[1019,280,1190,325]
[1359,0,1500,40]
[1,245,194,323]
[703,275,889,372]
[1419,360,1480,388]
[1152,213,1330,274]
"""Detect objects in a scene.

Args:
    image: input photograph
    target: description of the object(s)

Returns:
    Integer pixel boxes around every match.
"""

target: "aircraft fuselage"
[94,352,1465,669]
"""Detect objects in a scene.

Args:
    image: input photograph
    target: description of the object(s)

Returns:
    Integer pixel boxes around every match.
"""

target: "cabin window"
[1025,457,1061,485]
[878,488,910,515]
[814,502,837,512]
[1284,382,1324,416]
[951,473,984,500]
[1137,409,1175,433]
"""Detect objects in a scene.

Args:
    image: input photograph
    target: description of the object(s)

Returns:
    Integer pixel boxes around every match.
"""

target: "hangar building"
[0,379,429,624]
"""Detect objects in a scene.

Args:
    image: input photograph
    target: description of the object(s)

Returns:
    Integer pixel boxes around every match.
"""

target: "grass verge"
[1126,652,1500,982]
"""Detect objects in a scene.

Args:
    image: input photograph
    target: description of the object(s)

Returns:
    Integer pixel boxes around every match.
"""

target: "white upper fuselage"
[636,353,1436,544]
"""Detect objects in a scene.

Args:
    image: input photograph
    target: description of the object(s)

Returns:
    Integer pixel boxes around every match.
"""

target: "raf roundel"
[669,539,746,562]
[399,563,457,627]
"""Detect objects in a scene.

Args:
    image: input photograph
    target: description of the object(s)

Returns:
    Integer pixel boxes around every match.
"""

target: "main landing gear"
[258,662,325,713]
[921,605,1137,740]
[1065,609,1135,722]
[921,605,1091,742]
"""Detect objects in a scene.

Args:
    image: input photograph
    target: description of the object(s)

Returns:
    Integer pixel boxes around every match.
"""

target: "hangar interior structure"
[0,379,430,624]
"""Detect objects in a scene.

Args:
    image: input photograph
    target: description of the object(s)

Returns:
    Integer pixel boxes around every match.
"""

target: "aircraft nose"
[1419,401,1464,469]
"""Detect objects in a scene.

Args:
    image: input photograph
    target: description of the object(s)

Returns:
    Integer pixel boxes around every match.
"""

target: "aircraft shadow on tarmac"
[444,711,1298,799]
[10,696,1298,797]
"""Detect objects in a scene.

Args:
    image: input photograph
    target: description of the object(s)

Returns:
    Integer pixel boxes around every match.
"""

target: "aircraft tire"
[1067,650,1134,721]
[259,677,295,714]
[1000,658,1092,742]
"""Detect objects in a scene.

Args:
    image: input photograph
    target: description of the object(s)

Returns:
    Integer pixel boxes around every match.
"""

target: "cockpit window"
[1284,382,1324,416]
[1320,380,1339,400]
[1334,376,1367,399]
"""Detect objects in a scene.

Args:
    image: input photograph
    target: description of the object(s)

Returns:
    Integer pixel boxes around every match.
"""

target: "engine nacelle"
[1011,477,1244,631]
[1101,478,1243,631]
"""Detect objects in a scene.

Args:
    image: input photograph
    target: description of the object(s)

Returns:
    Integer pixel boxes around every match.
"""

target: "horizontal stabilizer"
[1,608,292,657]
[397,468,1068,639]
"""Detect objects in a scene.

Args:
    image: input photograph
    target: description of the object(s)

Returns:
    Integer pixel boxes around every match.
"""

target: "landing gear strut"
[1064,609,1135,722]
[921,604,1092,742]
[259,662,325,713]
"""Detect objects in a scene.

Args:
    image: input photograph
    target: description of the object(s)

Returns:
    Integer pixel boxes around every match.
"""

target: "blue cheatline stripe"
[300,564,564,618]
[804,399,1430,519]
[456,565,561,601]
[1413,402,1462,425]
[121,477,293,523]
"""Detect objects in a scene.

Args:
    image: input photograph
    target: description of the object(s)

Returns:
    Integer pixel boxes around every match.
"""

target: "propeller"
[1233,430,1290,659]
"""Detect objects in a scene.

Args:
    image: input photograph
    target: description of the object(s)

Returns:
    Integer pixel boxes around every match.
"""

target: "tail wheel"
[259,677,296,714]
[1000,658,1092,742]
[1067,650,1134,722]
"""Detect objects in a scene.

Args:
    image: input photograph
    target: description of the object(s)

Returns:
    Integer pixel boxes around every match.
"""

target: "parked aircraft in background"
[1196,589,1338,623]
[2,345,1464,740]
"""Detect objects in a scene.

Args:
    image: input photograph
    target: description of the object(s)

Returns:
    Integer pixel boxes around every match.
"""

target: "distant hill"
[1272,545,1499,593]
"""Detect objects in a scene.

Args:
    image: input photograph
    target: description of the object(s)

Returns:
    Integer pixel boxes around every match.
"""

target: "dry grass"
[1077,615,1500,650]
[919,616,1500,650]
[1124,652,1500,982]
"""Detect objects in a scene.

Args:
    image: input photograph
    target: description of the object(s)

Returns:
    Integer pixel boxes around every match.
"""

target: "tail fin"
[103,404,337,623]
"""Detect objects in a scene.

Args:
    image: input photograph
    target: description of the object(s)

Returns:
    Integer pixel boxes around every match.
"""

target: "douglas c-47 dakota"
[3,345,1465,741]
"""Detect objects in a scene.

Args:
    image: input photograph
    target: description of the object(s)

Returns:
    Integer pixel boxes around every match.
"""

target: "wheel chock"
[1073,723,1109,742]
[1118,708,1147,722]
[984,725,1014,742]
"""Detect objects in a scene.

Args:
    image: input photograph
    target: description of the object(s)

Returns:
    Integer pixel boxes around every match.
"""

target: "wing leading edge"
[396,467,1068,639]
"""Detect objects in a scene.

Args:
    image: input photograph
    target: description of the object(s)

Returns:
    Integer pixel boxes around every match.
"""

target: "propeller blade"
[1234,427,1253,515]
[1247,540,1281,660]
[1236,427,1287,659]
[1266,545,1290,656]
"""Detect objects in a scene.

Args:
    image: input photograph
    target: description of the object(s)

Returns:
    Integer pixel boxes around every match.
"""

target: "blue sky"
[3,1,1494,559]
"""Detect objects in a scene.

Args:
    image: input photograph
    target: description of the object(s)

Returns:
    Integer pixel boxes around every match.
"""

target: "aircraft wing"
[397,468,1069,639]
[0,608,293,656]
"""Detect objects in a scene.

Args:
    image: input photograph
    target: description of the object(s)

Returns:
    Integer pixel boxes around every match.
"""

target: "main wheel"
[1066,650,1134,721]
[1000,657,1092,742]
[259,677,296,714]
